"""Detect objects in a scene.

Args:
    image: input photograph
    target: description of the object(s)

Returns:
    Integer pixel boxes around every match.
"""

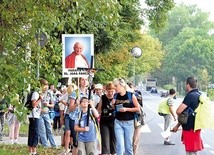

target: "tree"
[94,33,164,84]
[152,4,214,89]
[0,0,174,120]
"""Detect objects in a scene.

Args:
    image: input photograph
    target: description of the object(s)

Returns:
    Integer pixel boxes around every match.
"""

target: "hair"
[67,84,73,94]
[169,88,176,95]
[74,42,83,48]
[105,82,115,90]
[80,96,88,103]
[40,78,48,85]
[127,82,133,88]
[186,77,198,89]
[113,78,127,88]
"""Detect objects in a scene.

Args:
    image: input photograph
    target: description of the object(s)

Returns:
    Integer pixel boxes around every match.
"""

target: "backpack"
[24,91,34,112]
[194,94,214,131]
[54,102,60,112]
[134,90,143,107]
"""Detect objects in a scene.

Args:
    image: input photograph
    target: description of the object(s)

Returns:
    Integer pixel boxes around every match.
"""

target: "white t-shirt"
[29,92,41,118]
[59,93,68,114]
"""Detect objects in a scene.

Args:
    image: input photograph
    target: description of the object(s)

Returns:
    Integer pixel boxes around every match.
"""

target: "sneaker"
[164,141,175,145]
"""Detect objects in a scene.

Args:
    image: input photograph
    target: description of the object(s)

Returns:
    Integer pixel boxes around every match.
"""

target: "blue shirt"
[75,111,96,142]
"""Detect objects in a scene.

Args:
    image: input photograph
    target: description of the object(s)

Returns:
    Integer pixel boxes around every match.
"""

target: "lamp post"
[35,29,47,79]
[131,46,142,86]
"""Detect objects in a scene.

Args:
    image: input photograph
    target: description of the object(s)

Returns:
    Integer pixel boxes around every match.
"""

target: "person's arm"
[74,124,89,132]
[168,98,177,121]
[169,106,176,121]
[171,102,187,132]
[96,99,102,114]
[120,94,140,113]
[89,100,99,118]
[69,98,77,112]
[32,93,42,108]
[176,103,187,115]
[171,123,181,132]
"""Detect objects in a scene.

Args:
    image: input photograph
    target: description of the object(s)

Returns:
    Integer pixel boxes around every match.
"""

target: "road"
[136,88,214,155]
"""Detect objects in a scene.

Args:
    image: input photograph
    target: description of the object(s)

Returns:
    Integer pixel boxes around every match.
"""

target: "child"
[74,97,99,155]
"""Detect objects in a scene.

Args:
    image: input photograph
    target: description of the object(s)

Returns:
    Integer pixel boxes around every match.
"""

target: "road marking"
[140,124,151,133]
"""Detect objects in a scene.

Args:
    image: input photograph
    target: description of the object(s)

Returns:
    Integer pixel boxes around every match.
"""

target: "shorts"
[64,114,78,147]
[182,129,204,152]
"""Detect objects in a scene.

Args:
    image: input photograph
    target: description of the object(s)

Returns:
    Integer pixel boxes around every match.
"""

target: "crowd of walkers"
[24,76,143,155]
[0,76,205,155]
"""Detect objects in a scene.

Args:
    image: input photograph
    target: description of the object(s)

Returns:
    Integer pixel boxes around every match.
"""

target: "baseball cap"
[95,83,103,89]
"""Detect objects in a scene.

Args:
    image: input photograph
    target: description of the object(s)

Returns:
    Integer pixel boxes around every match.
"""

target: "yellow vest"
[158,97,170,114]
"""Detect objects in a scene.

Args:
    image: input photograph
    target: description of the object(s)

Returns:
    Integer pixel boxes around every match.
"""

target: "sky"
[140,0,214,21]
[174,0,214,21]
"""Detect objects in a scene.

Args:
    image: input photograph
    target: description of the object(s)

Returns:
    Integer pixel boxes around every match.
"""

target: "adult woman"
[97,82,116,155]
[112,78,140,155]
[62,84,78,154]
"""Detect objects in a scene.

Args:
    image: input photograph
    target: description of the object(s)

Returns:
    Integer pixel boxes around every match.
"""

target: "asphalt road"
[136,88,214,155]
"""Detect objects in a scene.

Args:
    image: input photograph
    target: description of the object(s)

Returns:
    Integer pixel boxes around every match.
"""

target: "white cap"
[95,83,103,89]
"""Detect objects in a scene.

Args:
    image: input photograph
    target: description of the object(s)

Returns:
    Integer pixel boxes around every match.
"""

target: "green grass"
[0,144,63,155]
[1,120,64,154]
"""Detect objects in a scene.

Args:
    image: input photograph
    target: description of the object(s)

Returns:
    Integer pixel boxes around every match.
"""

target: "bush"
[163,84,175,90]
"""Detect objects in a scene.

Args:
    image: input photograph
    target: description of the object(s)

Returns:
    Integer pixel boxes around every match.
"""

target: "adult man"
[65,42,89,68]
[158,88,176,145]
[172,77,204,155]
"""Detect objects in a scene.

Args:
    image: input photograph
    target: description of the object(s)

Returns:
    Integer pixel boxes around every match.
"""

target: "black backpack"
[24,91,34,111]
[54,102,60,112]
[135,90,143,107]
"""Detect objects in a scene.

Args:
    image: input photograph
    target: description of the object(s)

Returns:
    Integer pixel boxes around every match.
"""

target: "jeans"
[100,123,116,154]
[114,119,134,155]
[38,113,56,147]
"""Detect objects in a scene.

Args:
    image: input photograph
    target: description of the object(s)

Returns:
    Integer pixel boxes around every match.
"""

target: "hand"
[119,107,127,112]
[170,124,180,132]
[84,126,89,131]
[43,102,48,106]
[39,95,44,100]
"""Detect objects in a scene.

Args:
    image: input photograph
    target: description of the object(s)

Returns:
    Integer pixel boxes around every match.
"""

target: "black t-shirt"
[182,89,200,130]
[100,94,115,126]
[114,92,135,121]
